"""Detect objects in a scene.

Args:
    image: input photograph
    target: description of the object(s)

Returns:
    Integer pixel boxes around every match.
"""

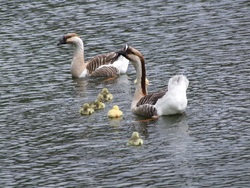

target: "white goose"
[118,45,189,117]
[57,33,129,78]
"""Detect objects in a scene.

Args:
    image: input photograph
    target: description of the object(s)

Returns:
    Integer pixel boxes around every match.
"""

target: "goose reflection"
[72,77,88,97]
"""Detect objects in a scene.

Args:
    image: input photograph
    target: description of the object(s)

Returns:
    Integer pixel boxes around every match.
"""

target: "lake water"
[1,0,249,187]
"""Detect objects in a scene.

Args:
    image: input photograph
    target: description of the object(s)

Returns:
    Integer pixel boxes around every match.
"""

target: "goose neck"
[131,57,147,108]
[71,39,85,77]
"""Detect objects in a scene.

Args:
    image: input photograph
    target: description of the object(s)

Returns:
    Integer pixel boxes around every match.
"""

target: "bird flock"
[79,88,123,118]
[58,33,190,146]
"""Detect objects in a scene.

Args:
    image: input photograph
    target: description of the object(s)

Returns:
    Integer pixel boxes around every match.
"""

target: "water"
[1,0,249,187]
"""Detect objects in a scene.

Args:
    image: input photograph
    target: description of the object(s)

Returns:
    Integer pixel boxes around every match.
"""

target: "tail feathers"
[168,75,189,91]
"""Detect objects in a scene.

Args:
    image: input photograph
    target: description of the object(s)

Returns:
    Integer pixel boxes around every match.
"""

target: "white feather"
[112,55,129,74]
[155,75,189,115]
[79,68,88,77]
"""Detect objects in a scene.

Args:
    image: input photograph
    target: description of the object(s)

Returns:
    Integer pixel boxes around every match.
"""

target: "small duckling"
[79,103,95,115]
[92,100,105,110]
[134,78,149,85]
[89,101,96,109]
[97,88,113,102]
[127,132,144,146]
[107,105,123,118]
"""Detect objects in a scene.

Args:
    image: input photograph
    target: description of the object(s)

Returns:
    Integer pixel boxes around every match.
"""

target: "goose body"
[118,45,189,117]
[57,33,129,78]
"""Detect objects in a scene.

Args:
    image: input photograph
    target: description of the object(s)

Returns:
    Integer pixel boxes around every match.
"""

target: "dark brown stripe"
[135,104,158,117]
[136,90,166,107]
[86,52,119,74]
[140,56,147,96]
[91,66,118,77]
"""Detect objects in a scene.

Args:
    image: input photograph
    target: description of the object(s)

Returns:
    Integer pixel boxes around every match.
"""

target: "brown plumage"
[57,33,129,78]
[117,45,189,117]
[136,90,166,107]
[86,52,120,75]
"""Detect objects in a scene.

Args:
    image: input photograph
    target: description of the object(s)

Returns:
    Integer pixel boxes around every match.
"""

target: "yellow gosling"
[89,101,96,109]
[107,105,123,118]
[79,103,95,115]
[101,88,110,94]
[92,100,105,110]
[127,132,144,146]
[97,88,113,102]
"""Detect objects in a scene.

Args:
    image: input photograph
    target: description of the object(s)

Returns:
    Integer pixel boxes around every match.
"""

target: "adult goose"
[118,45,189,117]
[57,33,129,78]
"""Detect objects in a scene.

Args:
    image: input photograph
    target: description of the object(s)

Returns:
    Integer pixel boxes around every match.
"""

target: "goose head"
[118,45,147,96]
[118,45,144,65]
[57,33,81,46]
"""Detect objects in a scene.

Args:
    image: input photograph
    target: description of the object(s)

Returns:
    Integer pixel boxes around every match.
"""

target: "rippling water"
[1,0,249,187]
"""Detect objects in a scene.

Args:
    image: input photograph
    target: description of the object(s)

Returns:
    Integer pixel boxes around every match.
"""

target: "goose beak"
[57,36,66,46]
[117,44,128,57]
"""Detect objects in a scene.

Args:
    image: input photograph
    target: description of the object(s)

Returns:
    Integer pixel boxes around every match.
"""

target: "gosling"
[127,132,143,146]
[79,103,95,115]
[107,105,123,118]
[97,88,113,102]
[90,100,105,110]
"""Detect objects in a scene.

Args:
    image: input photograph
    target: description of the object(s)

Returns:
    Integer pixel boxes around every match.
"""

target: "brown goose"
[118,45,189,117]
[57,33,129,78]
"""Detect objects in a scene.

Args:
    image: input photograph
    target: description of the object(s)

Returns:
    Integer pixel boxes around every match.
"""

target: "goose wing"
[133,104,158,117]
[134,90,166,117]
[90,65,119,77]
[136,90,166,107]
[86,52,119,75]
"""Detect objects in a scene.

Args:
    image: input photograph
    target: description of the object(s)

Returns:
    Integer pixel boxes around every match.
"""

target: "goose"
[107,105,123,118]
[57,33,129,78]
[127,132,143,146]
[118,45,189,117]
[79,103,95,115]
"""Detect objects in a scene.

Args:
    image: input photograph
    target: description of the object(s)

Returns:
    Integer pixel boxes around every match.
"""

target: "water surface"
[0,0,249,187]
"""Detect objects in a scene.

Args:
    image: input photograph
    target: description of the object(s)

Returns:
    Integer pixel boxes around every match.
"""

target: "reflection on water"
[72,78,88,97]
[1,0,249,187]
[109,117,123,127]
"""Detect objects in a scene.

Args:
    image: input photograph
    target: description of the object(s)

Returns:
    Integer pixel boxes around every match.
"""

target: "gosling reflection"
[109,117,123,127]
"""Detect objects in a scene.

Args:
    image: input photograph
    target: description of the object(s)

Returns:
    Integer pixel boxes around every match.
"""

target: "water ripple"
[1,0,249,187]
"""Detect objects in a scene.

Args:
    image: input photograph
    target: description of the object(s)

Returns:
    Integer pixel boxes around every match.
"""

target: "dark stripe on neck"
[140,56,147,95]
